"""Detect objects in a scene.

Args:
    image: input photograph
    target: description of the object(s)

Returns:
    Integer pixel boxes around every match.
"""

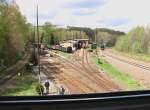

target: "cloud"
[97,0,150,31]
[99,18,130,27]
[15,0,150,32]
[73,8,97,16]
[63,0,106,8]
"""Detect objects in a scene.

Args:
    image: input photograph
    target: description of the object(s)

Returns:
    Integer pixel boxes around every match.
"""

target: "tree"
[115,26,150,54]
[0,0,31,66]
[42,22,56,44]
[143,26,150,54]
[50,35,55,45]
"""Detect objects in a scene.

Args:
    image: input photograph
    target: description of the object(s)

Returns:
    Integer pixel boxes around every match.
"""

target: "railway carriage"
[60,43,73,53]
[51,39,89,53]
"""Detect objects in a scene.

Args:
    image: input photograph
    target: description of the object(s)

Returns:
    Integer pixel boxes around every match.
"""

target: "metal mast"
[95,28,97,43]
[33,25,36,58]
[36,2,41,86]
[95,28,98,56]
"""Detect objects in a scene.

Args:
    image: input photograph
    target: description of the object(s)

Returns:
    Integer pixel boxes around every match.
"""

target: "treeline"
[96,28,125,47]
[41,23,125,47]
[68,26,94,40]
[68,26,125,46]
[42,22,88,45]
[115,26,150,54]
[0,0,31,67]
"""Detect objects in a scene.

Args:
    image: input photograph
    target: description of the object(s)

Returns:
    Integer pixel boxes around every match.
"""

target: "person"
[44,80,50,94]
[59,86,65,95]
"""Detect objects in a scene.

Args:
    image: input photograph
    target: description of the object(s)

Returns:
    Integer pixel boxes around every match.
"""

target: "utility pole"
[95,28,98,56]
[37,4,40,74]
[36,2,42,95]
[33,25,36,59]
[95,28,97,43]
[32,25,36,66]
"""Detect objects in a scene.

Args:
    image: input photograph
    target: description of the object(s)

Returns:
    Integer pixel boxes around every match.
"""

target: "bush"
[35,84,44,95]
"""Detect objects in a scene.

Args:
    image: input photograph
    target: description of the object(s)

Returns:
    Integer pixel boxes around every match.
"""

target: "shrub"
[35,84,44,95]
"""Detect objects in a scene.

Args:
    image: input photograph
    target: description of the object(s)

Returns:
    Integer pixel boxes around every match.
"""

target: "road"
[101,49,150,89]
[41,50,122,94]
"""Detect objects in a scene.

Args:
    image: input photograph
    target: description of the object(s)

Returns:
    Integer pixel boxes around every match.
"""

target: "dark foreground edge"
[1,90,150,110]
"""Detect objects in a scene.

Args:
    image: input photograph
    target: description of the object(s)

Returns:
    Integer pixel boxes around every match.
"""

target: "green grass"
[91,56,144,90]
[0,72,38,96]
[6,83,37,96]
[112,48,150,62]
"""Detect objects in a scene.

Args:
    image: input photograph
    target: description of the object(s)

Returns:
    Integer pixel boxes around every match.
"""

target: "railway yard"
[41,49,122,94]
[0,0,150,98]
[1,44,150,96]
[0,36,149,97]
[1,42,150,96]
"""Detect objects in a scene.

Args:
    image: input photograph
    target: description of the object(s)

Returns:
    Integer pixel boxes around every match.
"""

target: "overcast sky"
[15,0,150,32]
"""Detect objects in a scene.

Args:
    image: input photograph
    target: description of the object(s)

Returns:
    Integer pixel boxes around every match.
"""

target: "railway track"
[81,49,121,90]
[83,49,99,72]
[57,74,83,94]
[104,51,150,71]
[58,53,121,92]
[57,71,97,93]
[58,57,109,92]
[74,49,98,73]
[42,65,82,94]
[41,61,97,94]
[75,49,119,90]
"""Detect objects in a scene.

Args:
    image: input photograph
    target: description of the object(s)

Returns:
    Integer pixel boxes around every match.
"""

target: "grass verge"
[91,56,144,90]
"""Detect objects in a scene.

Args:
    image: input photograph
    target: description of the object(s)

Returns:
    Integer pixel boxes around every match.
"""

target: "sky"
[15,0,150,32]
